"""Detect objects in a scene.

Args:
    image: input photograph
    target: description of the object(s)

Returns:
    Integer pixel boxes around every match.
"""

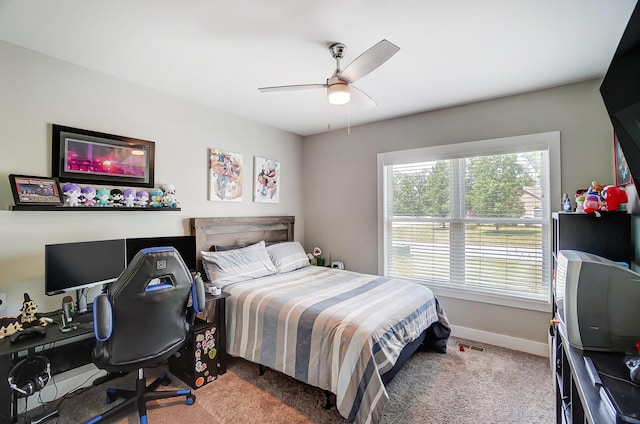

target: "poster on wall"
[253,156,280,203]
[614,132,633,186]
[208,149,243,201]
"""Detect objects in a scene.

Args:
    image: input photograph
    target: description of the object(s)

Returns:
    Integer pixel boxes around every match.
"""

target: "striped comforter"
[225,266,450,424]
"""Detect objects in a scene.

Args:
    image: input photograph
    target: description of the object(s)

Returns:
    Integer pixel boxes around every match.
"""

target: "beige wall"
[302,79,617,350]
[0,41,304,313]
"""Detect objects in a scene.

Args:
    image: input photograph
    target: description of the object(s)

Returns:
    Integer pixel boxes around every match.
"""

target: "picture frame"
[208,149,243,201]
[253,156,280,203]
[9,174,63,206]
[614,131,633,186]
[52,124,155,188]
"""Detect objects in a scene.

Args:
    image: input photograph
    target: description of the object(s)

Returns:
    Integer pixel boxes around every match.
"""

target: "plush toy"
[123,188,136,208]
[602,185,629,211]
[18,293,49,328]
[149,188,164,208]
[62,183,82,207]
[0,293,49,339]
[110,189,124,207]
[135,190,149,208]
[582,194,603,214]
[81,186,97,207]
[96,188,111,207]
[161,183,179,208]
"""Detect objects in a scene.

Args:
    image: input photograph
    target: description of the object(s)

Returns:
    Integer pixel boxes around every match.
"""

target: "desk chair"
[85,247,205,424]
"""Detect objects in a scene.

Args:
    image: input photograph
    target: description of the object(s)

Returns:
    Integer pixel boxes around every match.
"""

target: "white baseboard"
[16,364,107,413]
[451,325,550,358]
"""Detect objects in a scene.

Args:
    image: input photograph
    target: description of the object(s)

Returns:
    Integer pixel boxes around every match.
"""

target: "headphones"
[7,355,51,398]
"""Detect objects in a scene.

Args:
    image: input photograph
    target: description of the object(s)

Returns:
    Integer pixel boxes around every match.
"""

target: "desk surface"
[0,323,93,356]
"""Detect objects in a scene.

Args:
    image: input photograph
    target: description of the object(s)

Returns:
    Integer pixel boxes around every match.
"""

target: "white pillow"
[201,240,277,287]
[267,241,310,273]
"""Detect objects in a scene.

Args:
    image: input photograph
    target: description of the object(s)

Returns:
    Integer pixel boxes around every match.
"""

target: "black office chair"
[85,246,205,424]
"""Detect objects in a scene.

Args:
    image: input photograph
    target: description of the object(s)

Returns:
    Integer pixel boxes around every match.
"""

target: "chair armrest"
[192,274,205,314]
[93,293,113,341]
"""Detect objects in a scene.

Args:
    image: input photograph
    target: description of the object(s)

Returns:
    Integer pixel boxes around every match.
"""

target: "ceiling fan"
[258,39,400,109]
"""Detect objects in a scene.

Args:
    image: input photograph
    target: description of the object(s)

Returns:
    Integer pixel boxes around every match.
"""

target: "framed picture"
[9,174,63,206]
[208,149,243,201]
[52,124,155,188]
[614,131,633,186]
[253,156,280,203]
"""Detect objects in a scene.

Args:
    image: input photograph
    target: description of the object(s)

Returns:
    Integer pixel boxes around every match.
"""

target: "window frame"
[377,131,561,312]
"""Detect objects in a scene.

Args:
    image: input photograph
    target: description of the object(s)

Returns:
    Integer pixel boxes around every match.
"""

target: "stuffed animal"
[135,190,149,208]
[81,186,97,207]
[96,188,111,207]
[0,293,48,339]
[582,194,603,214]
[62,183,82,207]
[110,189,124,207]
[603,185,629,211]
[123,188,136,208]
[149,188,164,208]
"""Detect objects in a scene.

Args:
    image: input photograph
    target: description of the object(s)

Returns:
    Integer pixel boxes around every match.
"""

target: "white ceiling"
[0,0,637,136]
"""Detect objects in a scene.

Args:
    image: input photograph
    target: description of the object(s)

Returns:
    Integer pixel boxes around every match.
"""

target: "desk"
[0,293,228,424]
[0,324,94,424]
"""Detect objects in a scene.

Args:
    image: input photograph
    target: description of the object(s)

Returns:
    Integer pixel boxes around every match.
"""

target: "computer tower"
[169,318,218,389]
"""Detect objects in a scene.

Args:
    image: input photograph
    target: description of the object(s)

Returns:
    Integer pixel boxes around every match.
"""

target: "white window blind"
[378,132,559,305]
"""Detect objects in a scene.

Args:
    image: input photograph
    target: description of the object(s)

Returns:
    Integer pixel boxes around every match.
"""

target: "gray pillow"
[266,241,310,273]
[201,240,277,287]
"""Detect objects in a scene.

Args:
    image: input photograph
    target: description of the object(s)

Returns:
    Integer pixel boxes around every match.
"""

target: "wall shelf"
[10,205,181,212]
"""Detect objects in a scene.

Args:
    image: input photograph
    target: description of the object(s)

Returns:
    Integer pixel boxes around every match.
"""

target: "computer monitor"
[45,239,127,312]
[125,235,196,272]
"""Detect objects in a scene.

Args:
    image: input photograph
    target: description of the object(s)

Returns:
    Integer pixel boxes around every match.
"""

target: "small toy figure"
[62,183,82,207]
[81,186,96,207]
[96,188,111,207]
[110,189,124,207]
[135,190,149,208]
[123,188,136,208]
[561,193,572,212]
[149,188,164,208]
[18,293,49,328]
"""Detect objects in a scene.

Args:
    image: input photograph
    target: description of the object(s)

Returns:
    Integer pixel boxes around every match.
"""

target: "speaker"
[8,355,51,398]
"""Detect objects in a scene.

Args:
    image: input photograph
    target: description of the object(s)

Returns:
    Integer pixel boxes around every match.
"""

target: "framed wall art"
[52,124,155,188]
[253,156,280,203]
[208,149,243,201]
[614,131,633,186]
[9,174,63,206]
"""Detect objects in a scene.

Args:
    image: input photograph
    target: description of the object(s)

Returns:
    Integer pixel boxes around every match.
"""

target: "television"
[125,235,196,272]
[555,249,640,353]
[45,239,127,312]
[600,1,640,182]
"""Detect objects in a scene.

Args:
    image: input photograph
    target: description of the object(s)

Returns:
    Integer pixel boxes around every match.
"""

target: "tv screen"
[600,2,640,182]
[126,235,196,272]
[45,239,127,296]
[556,249,640,353]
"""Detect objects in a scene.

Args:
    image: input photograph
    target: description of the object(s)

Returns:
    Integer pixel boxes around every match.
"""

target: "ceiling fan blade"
[258,83,326,93]
[350,85,377,110]
[337,39,400,83]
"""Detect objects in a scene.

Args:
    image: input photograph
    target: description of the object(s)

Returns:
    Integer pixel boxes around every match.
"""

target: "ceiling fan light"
[328,83,351,105]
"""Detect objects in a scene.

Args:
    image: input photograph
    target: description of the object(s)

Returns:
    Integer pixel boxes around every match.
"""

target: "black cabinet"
[552,211,631,267]
[551,212,635,423]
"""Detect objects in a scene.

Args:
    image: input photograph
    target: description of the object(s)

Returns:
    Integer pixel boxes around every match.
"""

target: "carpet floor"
[17,337,555,423]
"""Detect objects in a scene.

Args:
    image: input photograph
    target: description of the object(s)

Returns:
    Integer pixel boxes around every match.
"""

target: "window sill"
[418,283,552,313]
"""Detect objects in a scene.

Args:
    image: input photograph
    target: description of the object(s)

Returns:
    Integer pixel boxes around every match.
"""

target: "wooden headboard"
[190,216,295,273]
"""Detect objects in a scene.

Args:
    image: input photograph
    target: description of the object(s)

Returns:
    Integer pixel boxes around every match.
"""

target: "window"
[378,132,560,310]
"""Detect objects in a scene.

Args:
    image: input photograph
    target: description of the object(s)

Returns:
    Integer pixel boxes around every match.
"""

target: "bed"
[191,216,450,424]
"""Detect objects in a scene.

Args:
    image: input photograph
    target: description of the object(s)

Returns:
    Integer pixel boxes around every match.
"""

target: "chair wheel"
[158,372,171,386]
[106,395,114,404]
[186,394,196,405]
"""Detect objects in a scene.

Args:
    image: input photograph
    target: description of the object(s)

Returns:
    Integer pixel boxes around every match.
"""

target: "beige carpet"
[17,337,554,423]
